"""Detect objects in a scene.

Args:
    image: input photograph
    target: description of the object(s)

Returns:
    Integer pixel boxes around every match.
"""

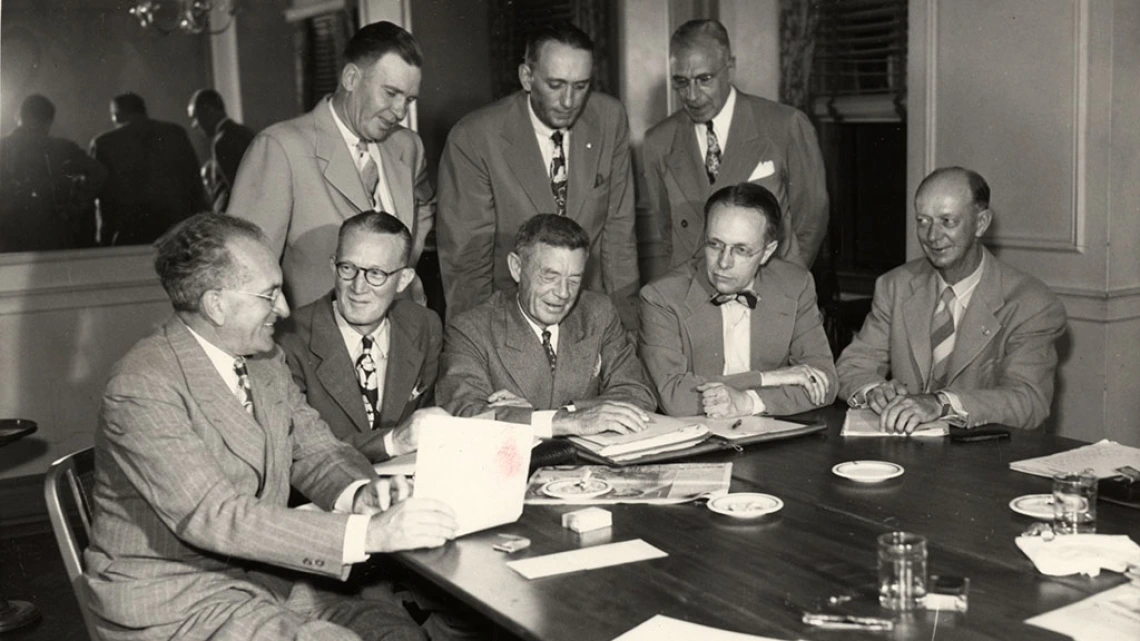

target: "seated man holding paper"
[836,167,1066,432]
[639,182,837,418]
[279,211,442,463]
[437,214,657,436]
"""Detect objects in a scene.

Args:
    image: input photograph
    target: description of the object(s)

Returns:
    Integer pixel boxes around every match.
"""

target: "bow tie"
[710,291,758,309]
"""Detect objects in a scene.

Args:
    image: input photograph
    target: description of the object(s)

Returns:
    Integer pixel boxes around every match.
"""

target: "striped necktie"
[233,357,254,415]
[927,287,957,391]
[705,121,721,184]
[541,329,557,373]
[356,336,379,428]
[550,131,567,216]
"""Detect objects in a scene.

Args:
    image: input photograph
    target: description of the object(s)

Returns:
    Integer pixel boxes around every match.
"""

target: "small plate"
[541,478,613,499]
[832,460,904,483]
[1009,494,1056,520]
[707,493,784,518]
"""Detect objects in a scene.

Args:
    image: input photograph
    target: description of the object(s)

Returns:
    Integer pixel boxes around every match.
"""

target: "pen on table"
[730,419,743,430]
[802,613,894,630]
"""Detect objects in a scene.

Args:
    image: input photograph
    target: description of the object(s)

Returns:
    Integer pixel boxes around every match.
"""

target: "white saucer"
[707,493,784,518]
[1009,494,1056,520]
[541,478,613,499]
[832,460,904,483]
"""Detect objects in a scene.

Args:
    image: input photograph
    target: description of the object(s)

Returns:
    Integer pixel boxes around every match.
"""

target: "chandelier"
[128,1,237,35]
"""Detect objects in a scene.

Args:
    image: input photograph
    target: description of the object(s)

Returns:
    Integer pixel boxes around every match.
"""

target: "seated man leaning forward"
[836,166,1067,433]
[639,182,836,418]
[279,211,442,463]
[84,213,456,641]
[437,214,657,437]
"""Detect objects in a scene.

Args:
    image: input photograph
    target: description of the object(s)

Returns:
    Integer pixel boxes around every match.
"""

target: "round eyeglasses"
[333,260,402,287]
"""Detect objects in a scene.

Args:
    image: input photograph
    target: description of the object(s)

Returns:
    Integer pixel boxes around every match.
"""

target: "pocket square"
[748,160,776,182]
[409,382,425,400]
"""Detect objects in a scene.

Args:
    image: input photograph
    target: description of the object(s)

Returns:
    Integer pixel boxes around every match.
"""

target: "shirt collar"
[527,97,564,140]
[702,86,737,140]
[938,250,987,301]
[332,298,389,356]
[328,99,366,151]
[516,297,559,343]
[184,322,242,388]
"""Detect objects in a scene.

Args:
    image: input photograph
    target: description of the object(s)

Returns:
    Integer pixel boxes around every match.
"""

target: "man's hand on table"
[696,382,754,418]
[552,401,649,436]
[759,364,830,405]
[879,393,943,434]
[866,380,909,413]
[487,389,534,409]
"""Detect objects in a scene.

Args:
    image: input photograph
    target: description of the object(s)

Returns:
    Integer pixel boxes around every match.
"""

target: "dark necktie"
[541,329,557,373]
[356,140,379,208]
[550,131,567,216]
[356,336,379,428]
[705,121,721,184]
[927,287,957,392]
[710,291,757,309]
[233,357,254,415]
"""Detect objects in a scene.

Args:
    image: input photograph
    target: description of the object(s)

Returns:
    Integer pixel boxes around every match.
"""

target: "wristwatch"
[935,391,953,419]
[560,402,577,414]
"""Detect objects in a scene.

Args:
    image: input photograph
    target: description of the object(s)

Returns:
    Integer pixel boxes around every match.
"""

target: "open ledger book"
[840,407,949,438]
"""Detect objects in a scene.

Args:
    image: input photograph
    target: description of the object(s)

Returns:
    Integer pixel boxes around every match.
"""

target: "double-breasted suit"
[279,294,442,462]
[437,290,655,424]
[229,98,435,308]
[436,91,639,328]
[836,248,1067,429]
[639,91,828,275]
[639,258,837,417]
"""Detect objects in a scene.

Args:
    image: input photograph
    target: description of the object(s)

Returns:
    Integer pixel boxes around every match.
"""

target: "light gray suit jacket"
[639,257,837,417]
[836,248,1067,429]
[229,97,435,308]
[84,318,377,639]
[437,290,656,423]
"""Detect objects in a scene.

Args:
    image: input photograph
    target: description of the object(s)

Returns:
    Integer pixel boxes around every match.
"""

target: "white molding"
[285,0,347,23]
[1054,285,1140,323]
[0,246,165,316]
[812,95,903,123]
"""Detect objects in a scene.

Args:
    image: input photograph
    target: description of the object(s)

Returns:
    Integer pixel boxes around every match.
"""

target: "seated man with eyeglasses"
[639,183,837,418]
[279,211,442,463]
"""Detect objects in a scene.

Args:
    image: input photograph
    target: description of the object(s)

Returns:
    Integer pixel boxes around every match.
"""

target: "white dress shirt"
[695,87,737,162]
[329,101,395,214]
[719,296,767,415]
[527,100,570,180]
[517,300,560,438]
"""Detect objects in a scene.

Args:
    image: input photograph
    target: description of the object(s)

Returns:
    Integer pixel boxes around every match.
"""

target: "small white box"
[561,507,612,533]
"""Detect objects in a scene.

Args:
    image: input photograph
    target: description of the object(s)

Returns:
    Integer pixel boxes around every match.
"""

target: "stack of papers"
[1010,440,1140,479]
[841,407,948,438]
[697,415,815,441]
[568,416,709,462]
[1026,583,1140,641]
[1015,534,1140,577]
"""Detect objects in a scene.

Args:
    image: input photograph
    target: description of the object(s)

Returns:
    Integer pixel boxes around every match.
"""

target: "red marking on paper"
[495,440,523,478]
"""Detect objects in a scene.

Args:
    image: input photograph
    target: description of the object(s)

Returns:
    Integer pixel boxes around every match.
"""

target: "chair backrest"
[44,446,102,641]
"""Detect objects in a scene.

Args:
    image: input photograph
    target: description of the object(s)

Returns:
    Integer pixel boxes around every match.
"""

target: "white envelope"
[748,160,776,182]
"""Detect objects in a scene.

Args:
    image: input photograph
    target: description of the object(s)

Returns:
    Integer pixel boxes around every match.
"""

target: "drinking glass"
[1052,471,1097,534]
[878,531,927,611]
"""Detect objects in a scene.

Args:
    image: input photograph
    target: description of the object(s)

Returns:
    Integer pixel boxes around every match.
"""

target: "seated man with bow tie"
[639,182,836,418]
[279,211,442,463]
[837,167,1066,432]
[437,214,657,436]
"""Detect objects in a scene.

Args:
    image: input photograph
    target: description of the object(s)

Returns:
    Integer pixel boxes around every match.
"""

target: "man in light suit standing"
[437,22,640,330]
[230,21,434,309]
[280,211,442,463]
[836,167,1067,432]
[85,213,456,641]
[640,183,835,418]
[640,19,828,277]
[437,215,654,436]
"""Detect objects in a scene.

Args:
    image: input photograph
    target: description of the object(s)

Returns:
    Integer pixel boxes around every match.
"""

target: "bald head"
[914,167,993,284]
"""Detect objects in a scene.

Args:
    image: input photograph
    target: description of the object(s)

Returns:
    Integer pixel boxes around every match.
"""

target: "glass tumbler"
[878,531,927,611]
[1052,471,1097,534]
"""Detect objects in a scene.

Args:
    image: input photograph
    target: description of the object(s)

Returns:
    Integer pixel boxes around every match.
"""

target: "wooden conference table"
[395,407,1140,641]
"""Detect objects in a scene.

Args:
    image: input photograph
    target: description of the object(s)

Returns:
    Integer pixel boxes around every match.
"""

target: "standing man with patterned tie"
[639,183,836,418]
[279,211,443,463]
[437,21,640,330]
[229,21,435,310]
[639,19,829,279]
[836,167,1067,432]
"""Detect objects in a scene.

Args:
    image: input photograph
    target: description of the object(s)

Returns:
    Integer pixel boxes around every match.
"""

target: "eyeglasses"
[705,239,764,260]
[333,260,402,287]
[671,64,728,91]
[228,288,282,306]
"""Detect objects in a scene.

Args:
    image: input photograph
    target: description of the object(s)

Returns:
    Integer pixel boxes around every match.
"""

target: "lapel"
[496,295,555,407]
[310,297,372,432]
[665,117,709,220]
[946,250,1002,383]
[313,97,372,214]
[748,265,795,367]
[565,103,600,221]
[380,311,424,426]
[501,93,557,214]
[683,266,727,377]
[901,265,939,387]
[552,299,593,401]
[716,94,776,187]
[378,138,413,227]
[166,319,267,492]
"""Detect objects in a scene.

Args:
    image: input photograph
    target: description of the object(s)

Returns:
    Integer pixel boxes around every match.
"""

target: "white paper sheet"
[1026,583,1140,641]
[612,615,789,641]
[841,407,948,437]
[412,415,533,536]
[1010,439,1140,479]
[506,539,666,579]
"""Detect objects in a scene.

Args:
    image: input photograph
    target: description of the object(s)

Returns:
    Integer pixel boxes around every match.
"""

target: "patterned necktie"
[710,291,758,309]
[705,121,721,184]
[541,329,557,373]
[233,357,254,415]
[927,287,958,391]
[356,140,379,208]
[356,336,379,428]
[550,131,568,216]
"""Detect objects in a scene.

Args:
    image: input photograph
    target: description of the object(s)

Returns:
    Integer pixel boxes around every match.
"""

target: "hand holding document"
[841,407,948,438]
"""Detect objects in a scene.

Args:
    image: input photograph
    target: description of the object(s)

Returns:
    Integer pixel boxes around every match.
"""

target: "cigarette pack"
[561,507,612,533]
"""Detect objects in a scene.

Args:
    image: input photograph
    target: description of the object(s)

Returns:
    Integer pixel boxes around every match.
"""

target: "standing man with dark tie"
[437,21,639,330]
[187,88,255,213]
[639,19,829,277]
[229,21,434,309]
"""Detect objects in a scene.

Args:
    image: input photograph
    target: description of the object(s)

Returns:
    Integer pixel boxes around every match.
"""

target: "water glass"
[878,531,927,611]
[1052,471,1097,534]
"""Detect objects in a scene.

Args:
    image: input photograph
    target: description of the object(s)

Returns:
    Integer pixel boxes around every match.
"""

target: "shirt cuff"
[382,430,396,457]
[746,390,766,415]
[343,514,371,564]
[939,391,969,427]
[848,382,881,408]
[334,480,370,512]
[531,410,556,439]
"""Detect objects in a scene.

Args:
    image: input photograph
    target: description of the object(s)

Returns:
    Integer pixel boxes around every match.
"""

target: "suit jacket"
[89,117,207,246]
[836,248,1067,429]
[206,117,256,213]
[639,257,837,417]
[84,318,377,639]
[279,293,442,462]
[437,91,640,329]
[437,290,656,423]
[229,97,435,308]
[639,91,828,275]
